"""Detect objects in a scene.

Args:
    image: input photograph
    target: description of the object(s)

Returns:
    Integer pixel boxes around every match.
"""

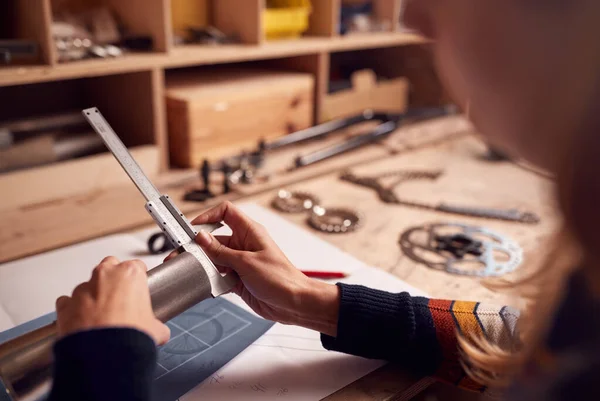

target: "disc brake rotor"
[399,223,523,277]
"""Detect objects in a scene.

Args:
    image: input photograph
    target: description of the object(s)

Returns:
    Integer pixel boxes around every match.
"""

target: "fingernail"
[197,230,212,247]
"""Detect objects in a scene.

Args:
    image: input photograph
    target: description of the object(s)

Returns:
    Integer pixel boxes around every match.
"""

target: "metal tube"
[0,251,213,401]
[295,120,397,168]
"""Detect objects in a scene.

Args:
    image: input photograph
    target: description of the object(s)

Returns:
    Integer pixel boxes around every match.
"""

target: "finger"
[191,201,252,230]
[55,296,71,313]
[153,321,171,346]
[117,259,148,280]
[55,296,72,337]
[119,259,147,273]
[92,256,120,282]
[100,256,120,266]
[165,236,231,262]
[214,264,232,274]
[213,235,233,248]
[195,230,245,269]
[164,250,179,262]
[71,282,91,299]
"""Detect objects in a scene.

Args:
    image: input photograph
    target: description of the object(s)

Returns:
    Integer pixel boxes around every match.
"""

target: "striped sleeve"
[321,284,519,393]
[425,300,520,391]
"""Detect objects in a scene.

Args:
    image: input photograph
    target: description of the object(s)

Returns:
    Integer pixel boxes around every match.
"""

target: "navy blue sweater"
[48,274,600,400]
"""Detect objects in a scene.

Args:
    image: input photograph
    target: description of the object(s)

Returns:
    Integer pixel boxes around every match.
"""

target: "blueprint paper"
[0,203,427,400]
[183,266,427,401]
[153,297,273,400]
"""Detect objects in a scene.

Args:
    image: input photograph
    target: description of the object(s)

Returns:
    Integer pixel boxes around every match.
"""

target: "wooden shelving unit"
[0,0,439,212]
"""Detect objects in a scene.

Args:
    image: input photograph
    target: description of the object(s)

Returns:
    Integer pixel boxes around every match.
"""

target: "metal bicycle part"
[341,169,540,224]
[0,247,227,401]
[147,223,224,255]
[271,190,321,214]
[340,170,442,204]
[308,206,362,234]
[399,223,523,277]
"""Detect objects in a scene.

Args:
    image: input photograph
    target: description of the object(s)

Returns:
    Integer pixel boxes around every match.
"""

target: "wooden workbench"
[248,135,557,306]
[239,132,557,401]
[0,117,558,400]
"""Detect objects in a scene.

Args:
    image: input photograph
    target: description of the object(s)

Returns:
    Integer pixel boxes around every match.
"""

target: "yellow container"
[264,0,312,40]
[171,0,210,39]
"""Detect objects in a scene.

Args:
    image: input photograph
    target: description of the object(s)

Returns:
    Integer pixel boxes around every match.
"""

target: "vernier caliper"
[82,107,237,297]
[0,108,237,401]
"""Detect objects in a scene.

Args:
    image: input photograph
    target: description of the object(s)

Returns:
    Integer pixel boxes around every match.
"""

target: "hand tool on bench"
[0,108,238,401]
[187,106,456,197]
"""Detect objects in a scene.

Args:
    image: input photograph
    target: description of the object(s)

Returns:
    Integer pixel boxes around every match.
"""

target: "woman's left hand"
[55,256,171,345]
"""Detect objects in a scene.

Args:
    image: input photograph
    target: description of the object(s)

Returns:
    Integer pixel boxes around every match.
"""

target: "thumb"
[196,230,243,268]
[152,320,171,346]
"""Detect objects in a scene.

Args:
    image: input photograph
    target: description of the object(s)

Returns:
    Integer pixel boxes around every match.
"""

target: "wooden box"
[166,69,315,167]
[323,69,408,121]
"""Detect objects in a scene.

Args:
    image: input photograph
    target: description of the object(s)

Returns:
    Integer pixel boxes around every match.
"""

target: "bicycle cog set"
[271,189,362,234]
[399,223,523,277]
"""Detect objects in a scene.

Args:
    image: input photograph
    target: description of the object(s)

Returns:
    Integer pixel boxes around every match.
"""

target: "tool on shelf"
[0,108,238,401]
[340,169,541,224]
[0,40,38,65]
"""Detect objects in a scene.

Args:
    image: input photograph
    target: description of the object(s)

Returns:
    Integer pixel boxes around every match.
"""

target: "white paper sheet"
[0,203,427,400]
[186,264,426,401]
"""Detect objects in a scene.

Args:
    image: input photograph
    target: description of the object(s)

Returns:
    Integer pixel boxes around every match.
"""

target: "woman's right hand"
[166,202,340,336]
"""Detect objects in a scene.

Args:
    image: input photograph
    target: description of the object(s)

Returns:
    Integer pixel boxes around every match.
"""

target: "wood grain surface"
[0,118,558,400]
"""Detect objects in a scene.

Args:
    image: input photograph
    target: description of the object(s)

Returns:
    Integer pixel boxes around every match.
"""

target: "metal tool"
[340,170,540,224]
[147,223,223,255]
[293,107,455,169]
[0,40,38,65]
[202,107,456,194]
[399,223,523,277]
[0,108,238,401]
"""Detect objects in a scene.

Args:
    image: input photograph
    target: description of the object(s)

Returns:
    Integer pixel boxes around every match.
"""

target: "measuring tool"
[0,108,238,401]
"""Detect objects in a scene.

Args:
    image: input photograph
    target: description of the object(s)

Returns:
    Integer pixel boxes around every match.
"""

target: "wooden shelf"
[0,33,425,87]
[167,33,424,67]
[0,0,443,243]
[0,53,164,87]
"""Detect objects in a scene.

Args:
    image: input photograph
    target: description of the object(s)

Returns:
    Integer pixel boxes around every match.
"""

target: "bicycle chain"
[340,170,540,224]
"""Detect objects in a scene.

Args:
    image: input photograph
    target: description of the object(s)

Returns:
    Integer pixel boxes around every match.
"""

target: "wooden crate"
[323,69,408,121]
[166,68,314,167]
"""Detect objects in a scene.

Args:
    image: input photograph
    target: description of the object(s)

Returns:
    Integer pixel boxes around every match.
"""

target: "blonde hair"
[460,81,600,388]
[455,0,600,385]
[459,228,582,387]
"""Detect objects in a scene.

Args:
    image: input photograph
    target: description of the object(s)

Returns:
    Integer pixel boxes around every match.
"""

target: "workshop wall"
[0,0,444,217]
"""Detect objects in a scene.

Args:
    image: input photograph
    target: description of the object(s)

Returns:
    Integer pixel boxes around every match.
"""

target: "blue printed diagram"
[152,297,274,401]
[156,308,251,377]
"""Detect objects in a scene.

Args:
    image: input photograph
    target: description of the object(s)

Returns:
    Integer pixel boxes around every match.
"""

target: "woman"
[49,1,600,400]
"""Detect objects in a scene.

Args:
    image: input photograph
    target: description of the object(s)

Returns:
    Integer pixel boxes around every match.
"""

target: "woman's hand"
[55,256,171,345]
[168,202,340,336]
